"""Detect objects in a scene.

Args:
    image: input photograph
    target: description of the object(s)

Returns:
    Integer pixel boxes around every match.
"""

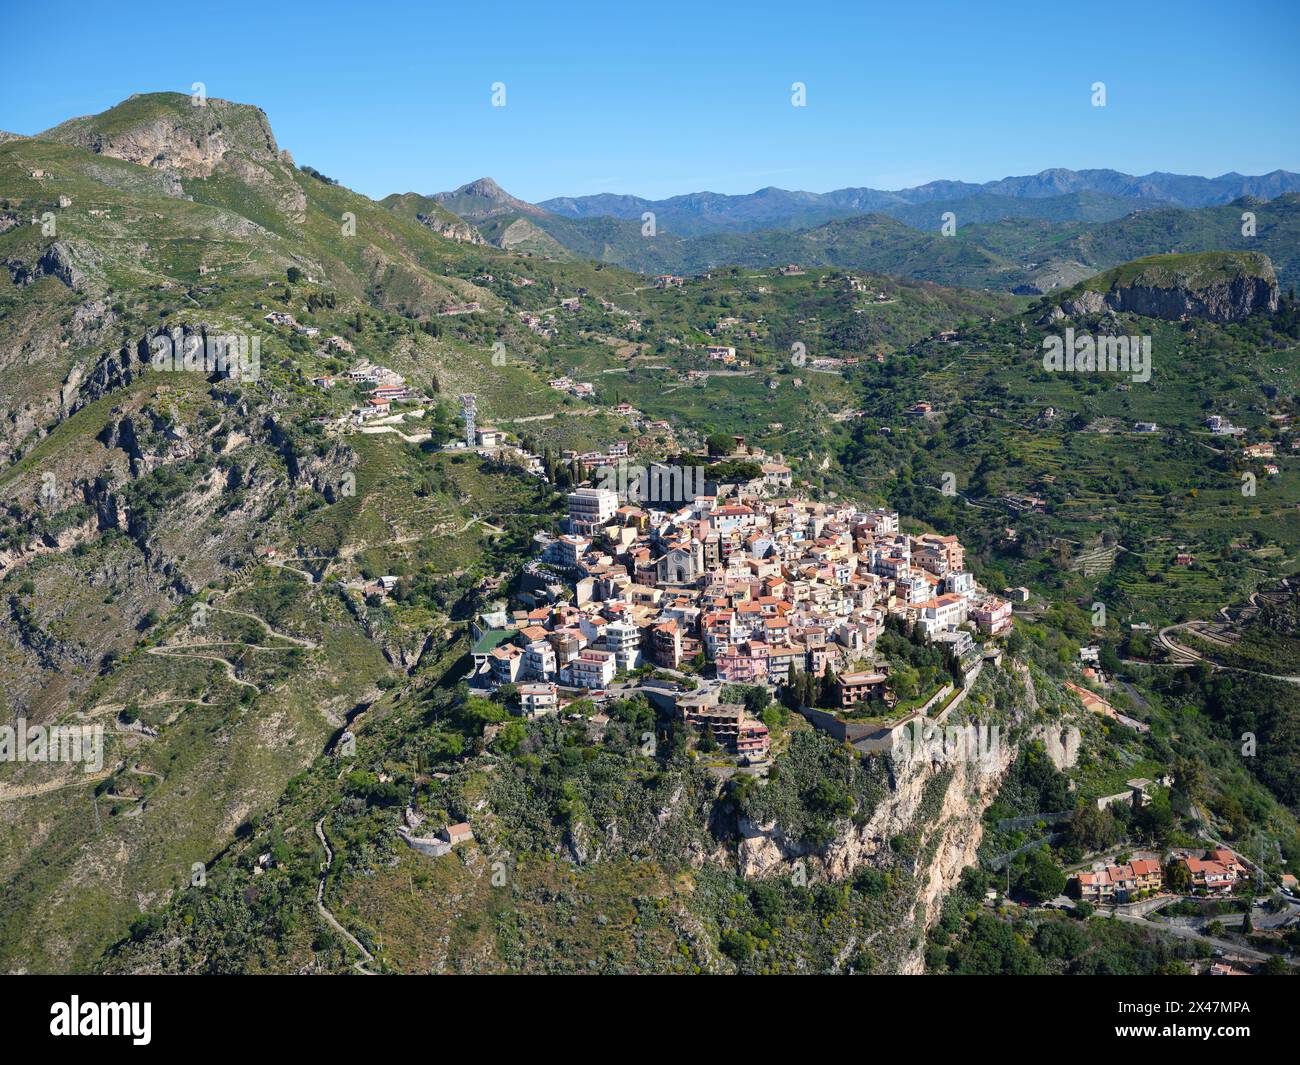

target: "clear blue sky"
[3,0,1297,203]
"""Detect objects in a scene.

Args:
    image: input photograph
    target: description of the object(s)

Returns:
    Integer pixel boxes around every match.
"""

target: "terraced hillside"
[2,92,1299,976]
[828,254,1300,625]
[0,92,1016,971]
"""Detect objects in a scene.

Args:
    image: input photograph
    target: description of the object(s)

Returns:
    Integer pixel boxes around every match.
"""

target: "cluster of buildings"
[519,310,558,338]
[548,376,596,399]
[470,486,1009,757]
[310,361,416,422]
[1180,848,1249,895]
[1205,414,1244,437]
[1204,416,1285,472]
[1071,848,1248,904]
[1074,857,1164,904]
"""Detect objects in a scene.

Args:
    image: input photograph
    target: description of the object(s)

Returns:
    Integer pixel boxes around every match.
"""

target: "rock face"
[4,240,100,290]
[415,212,486,245]
[493,217,566,255]
[38,93,307,222]
[41,94,281,179]
[1057,251,1279,323]
[736,683,1078,973]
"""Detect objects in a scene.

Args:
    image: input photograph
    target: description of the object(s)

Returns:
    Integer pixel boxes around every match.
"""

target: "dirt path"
[136,569,330,701]
[0,768,115,802]
[143,645,263,690]
[265,557,325,584]
[505,408,599,424]
[210,605,318,648]
[315,817,376,974]
[358,424,432,444]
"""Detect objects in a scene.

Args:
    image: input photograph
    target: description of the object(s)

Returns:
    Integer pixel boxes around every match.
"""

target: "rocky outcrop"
[735,662,1086,973]
[493,217,567,256]
[1055,252,1280,323]
[738,736,1012,882]
[734,740,1011,973]
[1061,275,1278,322]
[416,212,486,245]
[39,94,307,221]
[42,95,281,179]
[5,240,101,290]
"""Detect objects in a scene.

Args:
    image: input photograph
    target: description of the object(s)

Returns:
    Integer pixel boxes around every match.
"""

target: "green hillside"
[440,189,1300,295]
[2,91,1299,977]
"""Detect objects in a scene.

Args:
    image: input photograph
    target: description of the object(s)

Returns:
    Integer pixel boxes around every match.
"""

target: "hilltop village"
[469,476,1015,766]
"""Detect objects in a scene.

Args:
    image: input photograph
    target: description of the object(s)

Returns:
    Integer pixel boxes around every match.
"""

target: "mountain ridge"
[533,167,1300,233]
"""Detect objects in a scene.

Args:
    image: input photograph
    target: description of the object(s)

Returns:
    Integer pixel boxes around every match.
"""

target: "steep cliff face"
[40,93,282,180]
[17,321,252,458]
[1056,251,1279,322]
[734,665,1081,973]
[415,212,486,246]
[737,737,1012,971]
[5,240,101,290]
[38,93,307,221]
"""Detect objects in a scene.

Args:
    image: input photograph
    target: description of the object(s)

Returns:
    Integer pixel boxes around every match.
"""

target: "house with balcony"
[716,639,771,684]
[970,595,1012,636]
[518,682,559,717]
[835,671,888,708]
[566,649,615,689]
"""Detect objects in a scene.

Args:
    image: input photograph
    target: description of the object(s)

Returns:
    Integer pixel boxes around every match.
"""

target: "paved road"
[1109,910,1284,964]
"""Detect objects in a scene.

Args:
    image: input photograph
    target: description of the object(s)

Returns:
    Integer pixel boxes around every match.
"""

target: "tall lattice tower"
[459,393,477,448]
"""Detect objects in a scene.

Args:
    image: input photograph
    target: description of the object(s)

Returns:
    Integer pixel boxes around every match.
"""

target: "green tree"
[1069,801,1122,852]
[1165,859,1192,894]
[1016,848,1066,903]
[706,432,735,457]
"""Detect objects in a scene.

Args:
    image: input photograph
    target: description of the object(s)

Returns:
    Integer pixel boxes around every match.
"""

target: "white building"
[914,593,969,638]
[602,619,642,672]
[568,487,619,533]
[518,682,558,717]
[523,640,558,681]
[944,571,975,598]
[566,649,615,689]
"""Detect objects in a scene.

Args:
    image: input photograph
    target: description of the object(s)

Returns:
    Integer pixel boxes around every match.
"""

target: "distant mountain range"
[395,174,1300,294]
[535,168,1300,236]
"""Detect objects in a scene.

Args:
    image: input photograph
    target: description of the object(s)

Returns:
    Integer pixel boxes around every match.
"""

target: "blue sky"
[3,0,1297,203]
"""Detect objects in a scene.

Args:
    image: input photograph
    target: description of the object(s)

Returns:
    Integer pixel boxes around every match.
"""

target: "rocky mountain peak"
[37,92,285,179]
[432,176,546,220]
